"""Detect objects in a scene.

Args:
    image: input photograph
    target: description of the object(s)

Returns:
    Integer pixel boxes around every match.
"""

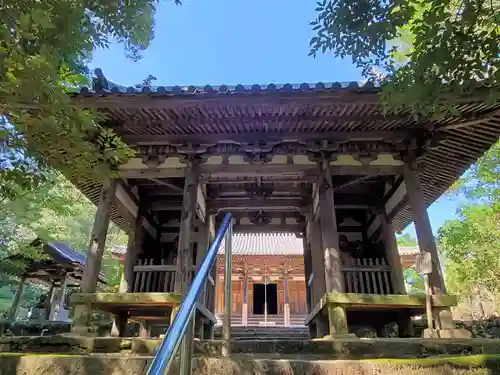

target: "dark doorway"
[266,284,278,315]
[253,284,265,314]
[252,283,278,315]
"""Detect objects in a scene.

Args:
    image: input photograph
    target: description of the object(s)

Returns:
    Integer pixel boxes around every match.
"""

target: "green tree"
[310,0,500,115]
[449,141,499,201]
[0,171,127,312]
[0,0,181,201]
[403,268,425,295]
[438,203,500,311]
[396,233,418,246]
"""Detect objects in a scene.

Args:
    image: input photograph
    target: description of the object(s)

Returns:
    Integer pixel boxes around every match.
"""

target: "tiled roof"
[69,79,500,237]
[75,81,378,97]
[218,233,304,256]
[110,244,127,256]
[110,235,419,257]
[398,245,420,255]
[0,240,107,283]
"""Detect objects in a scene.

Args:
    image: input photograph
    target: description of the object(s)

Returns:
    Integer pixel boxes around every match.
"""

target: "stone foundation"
[2,336,500,359]
[0,353,498,375]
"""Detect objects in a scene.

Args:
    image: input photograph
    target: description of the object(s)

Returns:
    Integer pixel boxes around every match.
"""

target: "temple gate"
[40,80,500,340]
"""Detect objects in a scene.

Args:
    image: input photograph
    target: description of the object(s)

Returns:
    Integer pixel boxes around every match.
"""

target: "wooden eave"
[68,83,500,232]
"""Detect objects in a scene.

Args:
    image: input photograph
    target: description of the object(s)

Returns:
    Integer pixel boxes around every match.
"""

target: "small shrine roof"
[0,239,107,284]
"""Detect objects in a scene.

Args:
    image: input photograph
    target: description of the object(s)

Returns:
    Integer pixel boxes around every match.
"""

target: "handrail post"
[146,213,232,375]
[221,217,233,357]
[179,315,195,375]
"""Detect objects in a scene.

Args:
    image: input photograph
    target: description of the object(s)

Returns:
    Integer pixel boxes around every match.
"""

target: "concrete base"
[423,328,473,339]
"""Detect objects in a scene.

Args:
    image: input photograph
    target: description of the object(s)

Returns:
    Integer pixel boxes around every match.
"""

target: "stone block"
[327,305,348,335]
[423,328,472,339]
[437,309,454,330]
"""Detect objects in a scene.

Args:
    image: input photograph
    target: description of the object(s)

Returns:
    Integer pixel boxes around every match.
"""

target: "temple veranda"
[59,82,500,340]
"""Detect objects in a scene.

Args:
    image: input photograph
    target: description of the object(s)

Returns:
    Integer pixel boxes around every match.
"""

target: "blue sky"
[91,0,465,235]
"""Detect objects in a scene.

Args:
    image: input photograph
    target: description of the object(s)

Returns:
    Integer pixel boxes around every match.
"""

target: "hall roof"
[70,82,500,233]
[218,233,304,256]
[110,234,420,257]
[217,233,421,256]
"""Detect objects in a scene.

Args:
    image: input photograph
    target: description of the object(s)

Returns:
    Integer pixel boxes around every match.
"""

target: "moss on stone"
[71,292,182,306]
[361,354,500,367]
[326,293,458,307]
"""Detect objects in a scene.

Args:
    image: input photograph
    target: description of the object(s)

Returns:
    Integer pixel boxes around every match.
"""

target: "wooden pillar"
[302,234,312,311]
[174,166,199,294]
[403,162,446,294]
[308,214,326,305]
[112,215,143,337]
[318,160,343,292]
[242,270,248,326]
[207,215,217,319]
[196,218,210,307]
[45,283,56,320]
[50,275,69,320]
[74,178,117,333]
[119,209,144,293]
[283,271,290,327]
[81,179,118,293]
[175,164,199,375]
[381,212,406,294]
[8,276,26,321]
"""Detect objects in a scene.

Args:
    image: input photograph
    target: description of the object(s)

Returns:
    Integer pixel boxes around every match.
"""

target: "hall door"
[215,279,243,316]
[289,280,308,314]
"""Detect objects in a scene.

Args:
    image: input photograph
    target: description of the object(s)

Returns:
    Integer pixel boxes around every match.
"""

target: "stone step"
[0,353,498,375]
[213,326,310,341]
[3,336,500,359]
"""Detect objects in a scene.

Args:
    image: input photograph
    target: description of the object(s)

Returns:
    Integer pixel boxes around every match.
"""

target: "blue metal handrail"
[146,213,233,375]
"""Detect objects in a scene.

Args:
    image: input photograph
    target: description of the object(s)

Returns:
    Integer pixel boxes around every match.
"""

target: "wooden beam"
[233,224,303,233]
[115,180,158,237]
[208,198,308,211]
[120,168,186,179]
[119,164,402,179]
[70,93,383,110]
[124,130,409,145]
[437,108,500,131]
[205,177,314,184]
[388,195,409,222]
[148,178,184,193]
[333,175,374,192]
[382,176,404,206]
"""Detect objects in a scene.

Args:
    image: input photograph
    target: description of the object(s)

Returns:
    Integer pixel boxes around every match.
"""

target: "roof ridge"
[77,81,380,96]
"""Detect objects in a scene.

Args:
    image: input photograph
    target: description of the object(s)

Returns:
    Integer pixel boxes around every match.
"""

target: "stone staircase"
[214,325,310,341]
[1,335,500,374]
[1,334,500,374]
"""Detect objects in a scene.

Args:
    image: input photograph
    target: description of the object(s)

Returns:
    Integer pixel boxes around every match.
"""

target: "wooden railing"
[132,258,216,297]
[132,259,177,293]
[343,258,393,295]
